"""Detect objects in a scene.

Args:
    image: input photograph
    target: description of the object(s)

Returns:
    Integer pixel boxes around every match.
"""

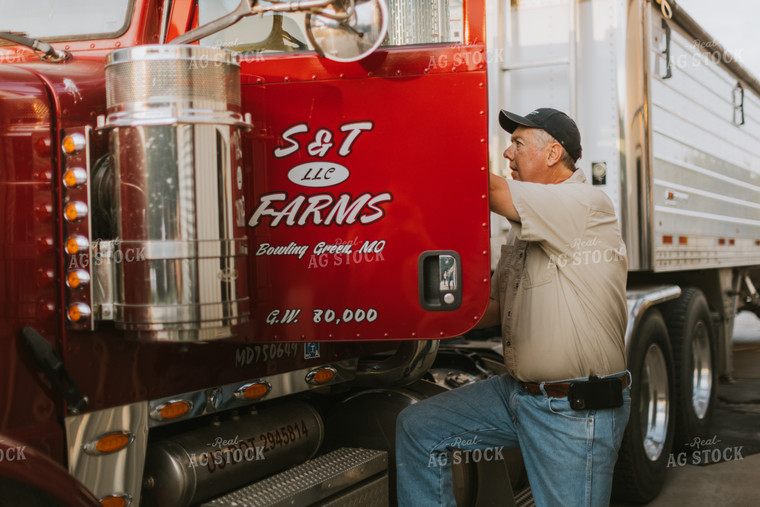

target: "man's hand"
[489,172,520,222]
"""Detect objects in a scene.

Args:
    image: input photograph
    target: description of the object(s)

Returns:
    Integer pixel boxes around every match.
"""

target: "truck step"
[202,447,388,507]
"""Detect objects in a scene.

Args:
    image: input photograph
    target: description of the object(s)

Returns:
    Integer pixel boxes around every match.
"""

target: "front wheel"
[612,309,675,504]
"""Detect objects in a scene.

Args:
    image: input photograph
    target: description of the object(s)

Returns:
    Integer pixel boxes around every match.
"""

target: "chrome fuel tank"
[104,45,249,341]
[141,400,324,507]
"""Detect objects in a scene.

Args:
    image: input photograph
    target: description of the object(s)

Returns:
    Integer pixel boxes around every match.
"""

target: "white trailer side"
[487,0,760,502]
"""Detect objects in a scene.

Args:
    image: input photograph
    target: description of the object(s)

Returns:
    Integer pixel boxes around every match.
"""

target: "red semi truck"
[0,1,504,505]
[3,0,760,505]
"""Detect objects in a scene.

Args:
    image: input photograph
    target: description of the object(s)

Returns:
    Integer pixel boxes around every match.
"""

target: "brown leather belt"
[523,375,630,398]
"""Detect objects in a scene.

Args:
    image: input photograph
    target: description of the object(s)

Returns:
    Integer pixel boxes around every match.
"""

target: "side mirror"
[306,0,388,62]
[170,0,388,63]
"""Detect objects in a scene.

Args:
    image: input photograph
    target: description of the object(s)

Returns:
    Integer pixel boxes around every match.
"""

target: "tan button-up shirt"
[490,170,627,382]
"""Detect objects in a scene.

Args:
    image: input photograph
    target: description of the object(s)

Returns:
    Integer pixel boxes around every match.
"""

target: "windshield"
[0,0,133,43]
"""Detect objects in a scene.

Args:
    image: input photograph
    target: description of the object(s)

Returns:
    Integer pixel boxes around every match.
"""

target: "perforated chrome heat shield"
[104,45,249,341]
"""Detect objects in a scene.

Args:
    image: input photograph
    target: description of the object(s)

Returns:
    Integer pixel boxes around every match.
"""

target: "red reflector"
[678,236,688,245]
[662,235,673,245]
[718,238,726,246]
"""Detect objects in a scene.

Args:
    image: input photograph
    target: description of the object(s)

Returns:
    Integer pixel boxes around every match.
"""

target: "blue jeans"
[396,373,631,507]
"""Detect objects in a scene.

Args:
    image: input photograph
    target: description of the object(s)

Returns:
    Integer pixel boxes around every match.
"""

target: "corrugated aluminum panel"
[648,5,760,271]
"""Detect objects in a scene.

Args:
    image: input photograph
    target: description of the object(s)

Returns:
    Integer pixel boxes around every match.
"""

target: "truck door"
[196,0,490,342]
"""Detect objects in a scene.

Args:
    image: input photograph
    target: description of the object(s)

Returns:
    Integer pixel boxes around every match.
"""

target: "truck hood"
[0,65,52,128]
[1,56,106,123]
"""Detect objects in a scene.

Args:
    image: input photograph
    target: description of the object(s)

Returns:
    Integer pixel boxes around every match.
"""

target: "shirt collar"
[563,169,587,184]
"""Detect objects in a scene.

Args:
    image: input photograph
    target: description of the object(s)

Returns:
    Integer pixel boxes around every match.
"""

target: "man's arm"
[474,298,500,329]
[489,173,520,222]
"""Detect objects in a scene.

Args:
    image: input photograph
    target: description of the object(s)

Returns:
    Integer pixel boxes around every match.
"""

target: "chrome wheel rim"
[692,321,712,419]
[640,344,670,461]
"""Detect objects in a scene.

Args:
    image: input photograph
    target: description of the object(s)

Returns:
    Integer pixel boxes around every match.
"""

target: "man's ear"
[546,142,563,167]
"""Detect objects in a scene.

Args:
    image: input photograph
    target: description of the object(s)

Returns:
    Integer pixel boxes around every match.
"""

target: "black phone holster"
[568,375,624,410]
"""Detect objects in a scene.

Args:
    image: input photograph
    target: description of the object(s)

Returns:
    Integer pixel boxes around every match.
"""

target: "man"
[396,108,630,506]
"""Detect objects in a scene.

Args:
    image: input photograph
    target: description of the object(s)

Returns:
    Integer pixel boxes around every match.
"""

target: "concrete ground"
[618,311,760,506]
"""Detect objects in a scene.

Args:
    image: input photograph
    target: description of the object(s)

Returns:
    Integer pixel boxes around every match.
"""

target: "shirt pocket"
[524,243,555,288]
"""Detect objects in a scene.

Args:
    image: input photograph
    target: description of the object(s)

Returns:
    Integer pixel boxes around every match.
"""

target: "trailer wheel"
[661,287,717,448]
[612,309,675,504]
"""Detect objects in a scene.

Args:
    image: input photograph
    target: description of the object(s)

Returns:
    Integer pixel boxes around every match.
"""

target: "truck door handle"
[418,251,462,311]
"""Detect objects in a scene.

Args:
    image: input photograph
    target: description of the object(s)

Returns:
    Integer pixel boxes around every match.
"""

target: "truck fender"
[0,436,99,506]
[354,339,439,387]
[625,285,681,352]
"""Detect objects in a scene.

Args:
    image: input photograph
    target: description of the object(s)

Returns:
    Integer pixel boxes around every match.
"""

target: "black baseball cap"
[499,108,582,161]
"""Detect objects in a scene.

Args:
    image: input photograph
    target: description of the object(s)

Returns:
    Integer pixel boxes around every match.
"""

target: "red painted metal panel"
[241,49,491,342]
[0,66,66,462]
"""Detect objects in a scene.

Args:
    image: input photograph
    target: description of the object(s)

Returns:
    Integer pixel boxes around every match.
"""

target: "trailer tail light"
[63,167,87,188]
[98,494,130,507]
[151,400,193,421]
[62,133,86,155]
[305,366,337,385]
[67,303,92,322]
[235,381,271,400]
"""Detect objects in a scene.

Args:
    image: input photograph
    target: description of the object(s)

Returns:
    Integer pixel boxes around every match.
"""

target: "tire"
[612,309,675,504]
[661,288,717,449]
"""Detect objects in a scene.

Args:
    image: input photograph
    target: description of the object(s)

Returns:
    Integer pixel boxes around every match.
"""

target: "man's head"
[499,108,581,183]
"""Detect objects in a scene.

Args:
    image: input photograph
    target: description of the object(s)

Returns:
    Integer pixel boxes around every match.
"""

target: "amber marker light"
[66,269,90,289]
[97,432,132,453]
[63,167,87,188]
[67,302,92,322]
[65,235,89,255]
[64,201,88,222]
[83,431,134,456]
[99,494,129,507]
[235,381,271,400]
[305,366,337,385]
[62,133,86,155]
[151,400,193,421]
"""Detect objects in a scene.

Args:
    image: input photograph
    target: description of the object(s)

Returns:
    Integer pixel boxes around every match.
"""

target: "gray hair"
[533,128,578,171]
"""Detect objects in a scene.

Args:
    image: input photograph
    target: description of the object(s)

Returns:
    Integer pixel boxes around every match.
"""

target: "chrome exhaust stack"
[103,45,250,341]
